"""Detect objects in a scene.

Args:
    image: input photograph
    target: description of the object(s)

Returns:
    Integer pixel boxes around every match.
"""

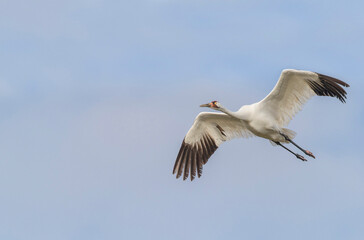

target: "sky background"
[1,0,364,239]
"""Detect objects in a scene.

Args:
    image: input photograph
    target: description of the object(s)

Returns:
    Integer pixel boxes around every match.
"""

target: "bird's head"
[200,101,221,109]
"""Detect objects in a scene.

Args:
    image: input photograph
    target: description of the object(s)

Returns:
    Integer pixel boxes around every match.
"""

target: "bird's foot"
[296,154,307,161]
[304,150,315,159]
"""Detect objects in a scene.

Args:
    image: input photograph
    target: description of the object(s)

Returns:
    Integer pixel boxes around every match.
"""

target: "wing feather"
[256,69,350,126]
[173,112,253,181]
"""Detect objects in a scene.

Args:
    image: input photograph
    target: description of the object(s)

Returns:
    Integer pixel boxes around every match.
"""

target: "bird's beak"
[200,103,211,108]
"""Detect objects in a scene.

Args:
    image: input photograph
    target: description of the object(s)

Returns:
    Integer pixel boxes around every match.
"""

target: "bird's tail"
[282,128,297,141]
[269,128,297,146]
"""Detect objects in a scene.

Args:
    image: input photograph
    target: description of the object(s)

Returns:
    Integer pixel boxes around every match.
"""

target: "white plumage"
[173,69,350,181]
[184,112,253,146]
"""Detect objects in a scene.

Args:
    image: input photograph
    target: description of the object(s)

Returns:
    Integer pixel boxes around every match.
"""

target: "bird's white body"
[174,69,350,180]
[235,103,296,143]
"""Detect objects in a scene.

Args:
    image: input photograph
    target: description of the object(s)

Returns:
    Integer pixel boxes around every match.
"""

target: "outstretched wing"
[173,112,253,181]
[256,69,350,126]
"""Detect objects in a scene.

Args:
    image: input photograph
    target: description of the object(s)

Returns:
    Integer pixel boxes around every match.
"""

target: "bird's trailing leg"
[275,142,307,161]
[280,133,315,159]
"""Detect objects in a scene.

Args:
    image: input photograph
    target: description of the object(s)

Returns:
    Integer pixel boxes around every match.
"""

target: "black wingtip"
[173,134,218,181]
[316,72,350,87]
[310,73,350,103]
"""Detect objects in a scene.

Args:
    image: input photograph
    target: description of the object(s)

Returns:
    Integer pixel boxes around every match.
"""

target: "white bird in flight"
[173,69,350,181]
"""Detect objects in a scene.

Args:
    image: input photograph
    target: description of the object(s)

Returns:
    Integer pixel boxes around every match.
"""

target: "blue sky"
[1,0,364,239]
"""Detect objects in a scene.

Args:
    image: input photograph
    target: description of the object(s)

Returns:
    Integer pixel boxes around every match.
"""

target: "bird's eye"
[211,101,218,107]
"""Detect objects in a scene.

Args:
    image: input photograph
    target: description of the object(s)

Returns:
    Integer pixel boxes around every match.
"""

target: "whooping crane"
[173,69,350,181]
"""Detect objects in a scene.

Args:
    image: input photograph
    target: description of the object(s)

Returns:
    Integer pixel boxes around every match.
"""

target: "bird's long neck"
[218,107,249,121]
